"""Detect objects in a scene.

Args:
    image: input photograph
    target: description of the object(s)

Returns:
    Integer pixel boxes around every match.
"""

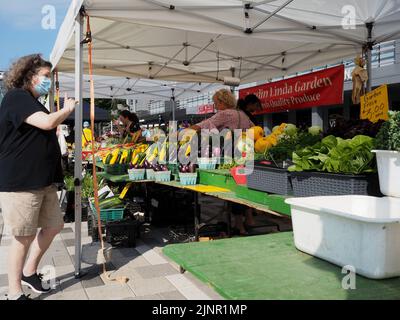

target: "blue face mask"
[34,76,51,96]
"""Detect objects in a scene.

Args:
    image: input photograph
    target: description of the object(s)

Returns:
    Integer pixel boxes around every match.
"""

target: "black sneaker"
[21,273,51,294]
[6,293,32,300]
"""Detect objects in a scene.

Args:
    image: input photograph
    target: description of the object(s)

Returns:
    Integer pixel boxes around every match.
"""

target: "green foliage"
[64,175,75,192]
[375,111,400,151]
[265,131,322,165]
[288,135,376,175]
[64,174,106,198]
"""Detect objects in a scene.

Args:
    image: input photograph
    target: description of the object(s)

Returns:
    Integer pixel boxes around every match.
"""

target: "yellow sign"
[360,85,389,123]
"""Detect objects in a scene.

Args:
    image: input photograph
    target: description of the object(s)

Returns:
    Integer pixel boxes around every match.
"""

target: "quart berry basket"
[146,169,155,180]
[154,171,171,182]
[179,172,198,186]
[198,158,218,170]
[128,169,146,181]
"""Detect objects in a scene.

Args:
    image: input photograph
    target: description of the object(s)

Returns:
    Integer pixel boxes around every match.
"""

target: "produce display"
[375,111,400,151]
[265,130,322,166]
[102,144,148,166]
[98,196,124,209]
[288,135,376,174]
[178,163,197,173]
[325,118,384,139]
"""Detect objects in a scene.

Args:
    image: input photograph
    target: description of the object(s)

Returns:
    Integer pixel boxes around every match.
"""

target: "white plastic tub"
[285,195,400,279]
[372,150,400,197]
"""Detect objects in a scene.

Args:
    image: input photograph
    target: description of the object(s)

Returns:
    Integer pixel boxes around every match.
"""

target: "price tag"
[360,85,389,123]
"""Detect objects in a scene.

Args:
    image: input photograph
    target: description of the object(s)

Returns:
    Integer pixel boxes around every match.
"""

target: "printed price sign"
[360,85,389,123]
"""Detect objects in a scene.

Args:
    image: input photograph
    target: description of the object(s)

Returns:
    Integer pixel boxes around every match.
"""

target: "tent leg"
[74,12,84,278]
[366,22,374,93]
[171,88,176,121]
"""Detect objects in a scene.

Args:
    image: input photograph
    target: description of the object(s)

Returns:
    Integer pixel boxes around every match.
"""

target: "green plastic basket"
[89,200,125,222]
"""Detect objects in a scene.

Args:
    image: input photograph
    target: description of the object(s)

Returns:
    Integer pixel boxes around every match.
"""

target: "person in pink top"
[191,89,254,132]
[190,89,256,236]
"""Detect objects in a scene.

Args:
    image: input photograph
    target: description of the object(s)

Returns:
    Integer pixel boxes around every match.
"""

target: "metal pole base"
[74,270,88,279]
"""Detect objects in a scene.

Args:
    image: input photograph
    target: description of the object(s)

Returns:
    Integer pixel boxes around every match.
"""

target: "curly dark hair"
[120,110,139,124]
[3,54,52,91]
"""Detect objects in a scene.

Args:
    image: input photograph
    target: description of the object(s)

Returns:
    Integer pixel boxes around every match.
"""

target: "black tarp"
[62,98,110,122]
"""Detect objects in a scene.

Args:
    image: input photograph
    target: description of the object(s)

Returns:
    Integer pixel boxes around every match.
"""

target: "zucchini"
[126,149,133,164]
[98,196,123,209]
[104,153,112,165]
[115,151,122,165]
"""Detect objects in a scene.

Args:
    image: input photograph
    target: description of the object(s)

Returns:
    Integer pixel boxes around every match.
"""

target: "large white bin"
[372,150,400,197]
[285,196,400,279]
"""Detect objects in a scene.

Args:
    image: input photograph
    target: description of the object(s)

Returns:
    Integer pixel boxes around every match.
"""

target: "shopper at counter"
[237,94,263,126]
[190,89,256,235]
[0,54,76,300]
[115,109,144,143]
[190,89,254,132]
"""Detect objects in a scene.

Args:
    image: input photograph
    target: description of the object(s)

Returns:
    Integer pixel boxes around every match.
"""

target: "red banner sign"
[198,103,215,114]
[239,65,344,114]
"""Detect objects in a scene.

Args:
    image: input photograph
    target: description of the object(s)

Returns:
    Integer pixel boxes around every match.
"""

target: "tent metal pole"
[74,11,84,279]
[251,0,295,32]
[366,22,374,93]
[49,72,55,113]
[171,88,176,121]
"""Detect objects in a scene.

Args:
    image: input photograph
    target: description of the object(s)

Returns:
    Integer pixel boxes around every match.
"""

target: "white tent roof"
[51,0,400,83]
[57,72,222,100]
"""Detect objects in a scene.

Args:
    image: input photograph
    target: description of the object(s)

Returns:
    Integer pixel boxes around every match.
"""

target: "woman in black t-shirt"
[0,54,76,300]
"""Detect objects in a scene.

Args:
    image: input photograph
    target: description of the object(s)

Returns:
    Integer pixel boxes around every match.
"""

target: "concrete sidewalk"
[0,222,223,300]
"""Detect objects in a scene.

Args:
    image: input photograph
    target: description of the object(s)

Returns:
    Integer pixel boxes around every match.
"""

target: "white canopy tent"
[50,0,400,277]
[51,0,400,85]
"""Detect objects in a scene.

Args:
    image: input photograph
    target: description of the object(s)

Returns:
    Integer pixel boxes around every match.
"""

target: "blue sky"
[0,0,70,70]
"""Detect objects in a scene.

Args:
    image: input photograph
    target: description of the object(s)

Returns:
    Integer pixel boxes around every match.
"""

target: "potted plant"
[373,111,400,197]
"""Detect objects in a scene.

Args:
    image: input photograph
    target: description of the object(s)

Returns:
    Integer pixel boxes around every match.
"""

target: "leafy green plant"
[265,131,322,166]
[288,135,376,175]
[64,175,75,192]
[375,111,400,151]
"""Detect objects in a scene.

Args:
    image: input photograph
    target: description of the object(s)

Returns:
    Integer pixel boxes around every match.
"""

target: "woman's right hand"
[64,93,77,113]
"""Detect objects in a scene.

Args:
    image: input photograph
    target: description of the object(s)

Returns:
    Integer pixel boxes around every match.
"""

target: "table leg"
[194,192,200,241]
[144,183,151,223]
[226,202,232,238]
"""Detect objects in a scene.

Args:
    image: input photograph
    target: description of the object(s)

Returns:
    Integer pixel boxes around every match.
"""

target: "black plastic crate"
[105,218,140,248]
[247,163,292,195]
[87,214,105,242]
[290,171,380,197]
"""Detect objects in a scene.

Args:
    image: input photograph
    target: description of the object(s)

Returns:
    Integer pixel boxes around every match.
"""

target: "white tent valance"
[57,73,222,100]
[51,0,400,84]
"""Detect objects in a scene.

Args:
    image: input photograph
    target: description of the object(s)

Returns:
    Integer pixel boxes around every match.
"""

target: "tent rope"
[55,70,60,112]
[81,11,128,285]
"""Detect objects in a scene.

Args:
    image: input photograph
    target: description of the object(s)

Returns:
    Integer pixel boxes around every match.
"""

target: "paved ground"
[0,195,291,300]
[0,221,226,300]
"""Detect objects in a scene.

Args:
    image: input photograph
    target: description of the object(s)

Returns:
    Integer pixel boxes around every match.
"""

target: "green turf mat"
[163,232,400,300]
